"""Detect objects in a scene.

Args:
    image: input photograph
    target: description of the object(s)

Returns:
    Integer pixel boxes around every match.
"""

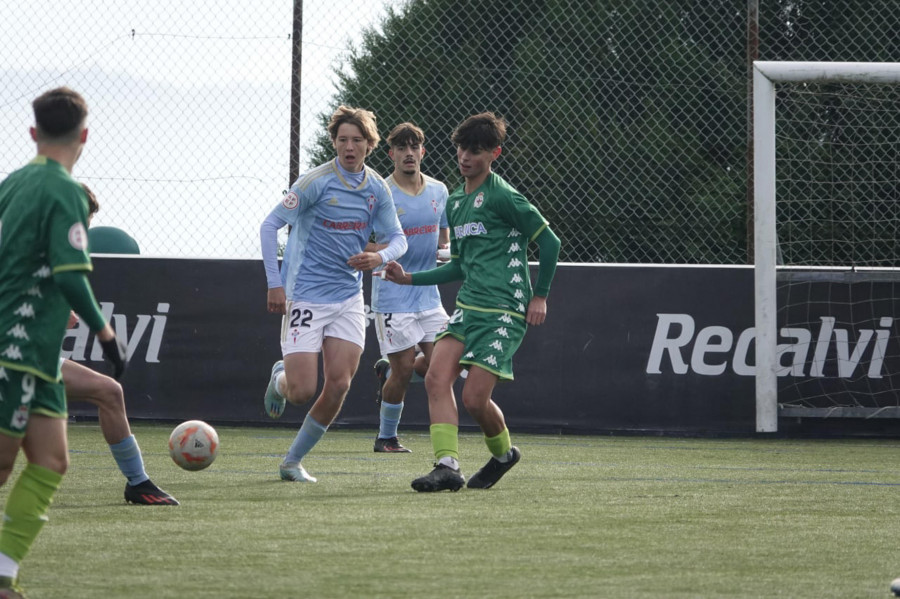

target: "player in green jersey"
[384,112,561,492]
[0,87,128,597]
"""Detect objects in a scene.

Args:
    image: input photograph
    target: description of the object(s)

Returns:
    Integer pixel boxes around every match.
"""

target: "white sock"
[0,553,18,579]
[495,450,513,463]
[437,456,459,470]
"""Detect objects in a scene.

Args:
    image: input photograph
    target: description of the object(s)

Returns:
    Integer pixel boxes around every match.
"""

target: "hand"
[347,251,383,272]
[97,326,128,380]
[267,287,286,315]
[436,244,451,263]
[525,296,548,326]
[382,261,411,285]
[67,311,78,329]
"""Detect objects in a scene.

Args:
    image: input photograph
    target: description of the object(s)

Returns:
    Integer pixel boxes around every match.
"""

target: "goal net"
[753,62,900,432]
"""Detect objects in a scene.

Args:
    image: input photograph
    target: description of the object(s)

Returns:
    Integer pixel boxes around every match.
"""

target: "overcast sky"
[0,1,390,258]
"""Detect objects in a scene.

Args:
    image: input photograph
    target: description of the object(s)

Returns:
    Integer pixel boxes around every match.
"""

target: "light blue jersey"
[269,159,405,303]
[372,174,448,313]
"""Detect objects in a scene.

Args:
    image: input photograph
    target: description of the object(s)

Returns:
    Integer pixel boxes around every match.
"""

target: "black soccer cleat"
[124,479,180,505]
[411,463,465,492]
[373,358,389,405]
[466,446,521,489]
[374,436,412,453]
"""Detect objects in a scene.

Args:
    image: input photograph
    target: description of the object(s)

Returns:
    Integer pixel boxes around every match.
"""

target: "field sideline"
[7,423,900,598]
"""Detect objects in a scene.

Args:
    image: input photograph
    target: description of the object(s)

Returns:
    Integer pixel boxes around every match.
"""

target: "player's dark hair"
[328,105,380,155]
[387,122,425,148]
[32,87,88,143]
[451,112,506,152]
[82,183,100,216]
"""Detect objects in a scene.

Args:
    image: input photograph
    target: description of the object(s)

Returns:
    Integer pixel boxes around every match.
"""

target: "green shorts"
[0,367,67,438]
[436,305,526,381]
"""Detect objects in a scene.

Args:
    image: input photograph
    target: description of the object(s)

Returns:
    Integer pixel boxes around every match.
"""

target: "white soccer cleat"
[279,462,317,483]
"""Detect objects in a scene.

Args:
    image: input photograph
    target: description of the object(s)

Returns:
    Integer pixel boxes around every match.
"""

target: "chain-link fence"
[2,1,898,262]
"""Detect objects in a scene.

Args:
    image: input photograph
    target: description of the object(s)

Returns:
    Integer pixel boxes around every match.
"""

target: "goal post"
[752,61,900,433]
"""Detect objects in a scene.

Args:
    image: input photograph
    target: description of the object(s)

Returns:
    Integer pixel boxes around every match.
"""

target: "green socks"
[430,423,459,461]
[0,463,62,563]
[485,428,512,460]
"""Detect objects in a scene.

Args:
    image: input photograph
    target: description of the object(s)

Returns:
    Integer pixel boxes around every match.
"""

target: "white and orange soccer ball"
[168,420,219,471]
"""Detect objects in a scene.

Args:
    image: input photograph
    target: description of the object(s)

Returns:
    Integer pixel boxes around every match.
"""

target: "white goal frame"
[752,61,900,432]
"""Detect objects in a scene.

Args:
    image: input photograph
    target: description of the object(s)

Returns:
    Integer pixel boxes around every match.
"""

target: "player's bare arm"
[267,287,286,314]
[382,260,412,285]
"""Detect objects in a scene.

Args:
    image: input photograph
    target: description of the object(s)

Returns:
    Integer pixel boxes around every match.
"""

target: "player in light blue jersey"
[259,105,407,483]
[368,123,449,453]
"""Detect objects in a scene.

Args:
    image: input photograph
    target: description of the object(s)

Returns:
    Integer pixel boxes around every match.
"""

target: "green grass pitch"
[7,423,900,598]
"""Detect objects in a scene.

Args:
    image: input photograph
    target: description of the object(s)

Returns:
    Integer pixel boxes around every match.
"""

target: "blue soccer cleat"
[264,360,286,419]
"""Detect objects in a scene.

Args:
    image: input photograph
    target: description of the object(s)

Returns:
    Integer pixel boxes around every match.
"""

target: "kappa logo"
[484,355,498,367]
[32,266,50,279]
[453,200,460,211]
[6,325,28,340]
[13,303,34,319]
[497,314,514,324]
[1,345,23,361]
[509,274,523,284]
[397,207,406,216]
[327,197,339,206]
[68,222,87,251]
[507,257,524,268]
[490,340,504,352]
[508,228,521,237]
[25,286,41,298]
[283,191,300,210]
[494,327,510,338]
[474,192,484,208]
[508,242,521,253]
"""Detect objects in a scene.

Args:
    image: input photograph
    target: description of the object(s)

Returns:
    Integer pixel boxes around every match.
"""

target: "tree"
[307,0,897,264]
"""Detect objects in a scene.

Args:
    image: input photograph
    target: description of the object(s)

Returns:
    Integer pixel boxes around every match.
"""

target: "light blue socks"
[378,401,404,439]
[286,415,328,463]
[109,435,149,485]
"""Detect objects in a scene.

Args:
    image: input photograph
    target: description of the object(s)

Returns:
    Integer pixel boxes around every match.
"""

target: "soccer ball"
[168,420,219,471]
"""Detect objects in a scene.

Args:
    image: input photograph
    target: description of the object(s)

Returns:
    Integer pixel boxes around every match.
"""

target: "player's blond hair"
[328,105,380,156]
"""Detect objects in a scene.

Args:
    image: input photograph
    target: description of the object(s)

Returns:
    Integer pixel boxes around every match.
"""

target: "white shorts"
[374,306,449,356]
[281,293,366,355]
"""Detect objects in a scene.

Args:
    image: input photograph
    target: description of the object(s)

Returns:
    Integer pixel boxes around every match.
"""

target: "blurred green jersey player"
[0,87,127,598]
